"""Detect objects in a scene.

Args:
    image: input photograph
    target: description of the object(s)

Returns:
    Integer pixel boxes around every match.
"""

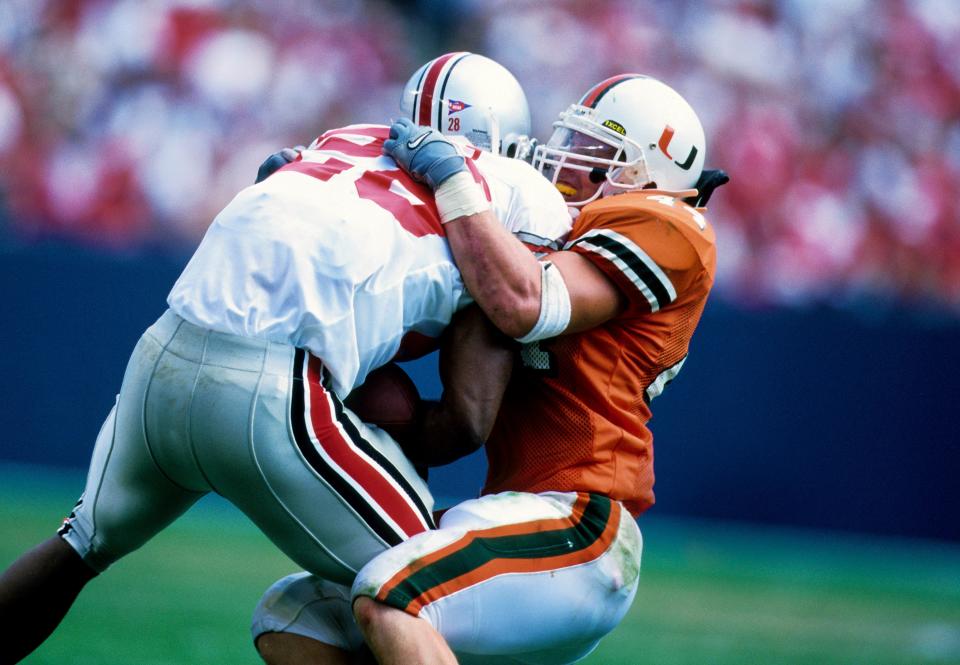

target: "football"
[344,362,420,441]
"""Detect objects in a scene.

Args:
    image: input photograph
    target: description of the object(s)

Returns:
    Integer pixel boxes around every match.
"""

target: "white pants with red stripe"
[252,491,642,664]
[59,310,434,583]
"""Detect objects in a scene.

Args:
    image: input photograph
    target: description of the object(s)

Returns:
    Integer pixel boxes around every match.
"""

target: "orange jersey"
[483,191,717,516]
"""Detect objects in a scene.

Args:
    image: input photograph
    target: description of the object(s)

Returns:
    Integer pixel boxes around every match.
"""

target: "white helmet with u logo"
[532,74,706,206]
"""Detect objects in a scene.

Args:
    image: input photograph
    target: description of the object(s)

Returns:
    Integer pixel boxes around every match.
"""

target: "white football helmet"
[532,74,706,207]
[400,52,531,155]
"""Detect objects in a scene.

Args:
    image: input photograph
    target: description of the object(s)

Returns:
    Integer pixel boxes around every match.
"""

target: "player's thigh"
[60,332,206,572]
[352,491,642,665]
[205,350,434,584]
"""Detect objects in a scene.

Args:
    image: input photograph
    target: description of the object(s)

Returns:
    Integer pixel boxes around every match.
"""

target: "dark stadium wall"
[1,245,958,542]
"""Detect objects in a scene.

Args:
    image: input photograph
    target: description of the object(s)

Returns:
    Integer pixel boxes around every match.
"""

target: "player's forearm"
[444,210,542,339]
[379,119,544,338]
[404,306,515,466]
[406,400,484,466]
[401,360,503,467]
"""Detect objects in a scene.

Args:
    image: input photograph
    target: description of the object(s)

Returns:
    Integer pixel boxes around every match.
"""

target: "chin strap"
[683,169,730,208]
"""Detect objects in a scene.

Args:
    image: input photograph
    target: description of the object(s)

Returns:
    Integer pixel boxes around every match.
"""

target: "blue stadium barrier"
[1,244,957,541]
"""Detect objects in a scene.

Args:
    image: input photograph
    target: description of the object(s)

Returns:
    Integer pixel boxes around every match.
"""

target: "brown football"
[344,362,420,441]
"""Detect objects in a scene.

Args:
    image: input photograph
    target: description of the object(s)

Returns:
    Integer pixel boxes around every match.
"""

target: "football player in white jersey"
[251,74,728,665]
[0,53,570,664]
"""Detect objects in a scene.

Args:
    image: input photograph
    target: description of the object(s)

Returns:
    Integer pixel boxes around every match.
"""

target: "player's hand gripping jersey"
[484,191,717,516]
[168,124,569,397]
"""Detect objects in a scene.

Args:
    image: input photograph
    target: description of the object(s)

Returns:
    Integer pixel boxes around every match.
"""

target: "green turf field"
[2,463,959,665]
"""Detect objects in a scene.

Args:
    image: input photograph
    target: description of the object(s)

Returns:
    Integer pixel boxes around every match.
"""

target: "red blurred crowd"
[0,0,413,248]
[1,0,959,311]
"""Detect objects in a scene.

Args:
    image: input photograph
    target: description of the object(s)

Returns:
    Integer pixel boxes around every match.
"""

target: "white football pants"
[59,310,434,583]
[252,490,641,664]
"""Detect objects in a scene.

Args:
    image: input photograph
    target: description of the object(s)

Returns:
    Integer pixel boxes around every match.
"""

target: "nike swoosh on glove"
[382,118,467,190]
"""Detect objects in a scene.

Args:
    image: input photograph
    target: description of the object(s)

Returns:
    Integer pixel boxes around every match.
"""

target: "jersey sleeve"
[565,202,704,313]
[487,158,572,253]
[308,124,389,156]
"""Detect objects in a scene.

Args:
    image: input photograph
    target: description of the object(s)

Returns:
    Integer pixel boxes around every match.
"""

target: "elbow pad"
[515,261,572,344]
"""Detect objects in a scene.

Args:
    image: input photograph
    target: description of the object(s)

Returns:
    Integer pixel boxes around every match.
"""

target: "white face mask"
[532,106,652,207]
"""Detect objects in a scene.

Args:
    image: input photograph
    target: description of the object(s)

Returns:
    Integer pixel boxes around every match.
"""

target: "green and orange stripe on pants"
[376,493,621,614]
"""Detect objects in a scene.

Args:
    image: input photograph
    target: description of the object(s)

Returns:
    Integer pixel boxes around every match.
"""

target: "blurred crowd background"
[1,0,959,544]
[1,0,959,313]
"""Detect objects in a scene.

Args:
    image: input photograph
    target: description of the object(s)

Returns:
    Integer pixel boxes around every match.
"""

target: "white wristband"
[515,261,572,344]
[435,171,490,224]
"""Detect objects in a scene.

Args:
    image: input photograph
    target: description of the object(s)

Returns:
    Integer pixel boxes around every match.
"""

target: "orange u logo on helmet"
[657,126,699,171]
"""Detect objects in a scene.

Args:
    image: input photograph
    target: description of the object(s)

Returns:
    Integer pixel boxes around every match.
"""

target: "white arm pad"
[435,171,490,224]
[515,261,572,344]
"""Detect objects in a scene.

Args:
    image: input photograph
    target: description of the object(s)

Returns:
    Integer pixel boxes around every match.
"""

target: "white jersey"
[167,124,570,397]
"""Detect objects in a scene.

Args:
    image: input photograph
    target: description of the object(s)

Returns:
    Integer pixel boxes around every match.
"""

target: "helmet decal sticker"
[601,119,626,135]
[657,126,698,170]
[415,52,467,131]
[402,52,531,153]
[657,126,677,159]
[674,145,699,171]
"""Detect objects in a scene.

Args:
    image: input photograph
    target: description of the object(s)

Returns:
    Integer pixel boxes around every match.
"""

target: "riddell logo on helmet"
[602,119,626,135]
[657,126,698,170]
[448,100,471,114]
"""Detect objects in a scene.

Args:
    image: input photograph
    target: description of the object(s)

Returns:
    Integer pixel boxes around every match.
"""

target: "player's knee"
[352,595,381,634]
[354,595,423,642]
[353,595,410,638]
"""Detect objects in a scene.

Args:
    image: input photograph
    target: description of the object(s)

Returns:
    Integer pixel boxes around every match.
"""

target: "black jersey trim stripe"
[290,349,405,547]
[581,232,673,307]
[573,232,675,310]
[577,238,660,310]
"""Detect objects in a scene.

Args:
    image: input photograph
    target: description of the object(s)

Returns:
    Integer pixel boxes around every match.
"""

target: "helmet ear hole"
[588,167,607,184]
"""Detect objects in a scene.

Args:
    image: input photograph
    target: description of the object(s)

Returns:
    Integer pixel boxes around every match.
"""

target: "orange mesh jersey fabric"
[483,191,717,516]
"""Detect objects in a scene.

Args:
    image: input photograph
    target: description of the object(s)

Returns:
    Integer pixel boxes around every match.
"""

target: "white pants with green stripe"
[252,490,642,664]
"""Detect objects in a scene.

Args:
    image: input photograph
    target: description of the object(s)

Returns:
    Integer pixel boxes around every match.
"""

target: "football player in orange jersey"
[251,75,727,665]
[363,74,725,665]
